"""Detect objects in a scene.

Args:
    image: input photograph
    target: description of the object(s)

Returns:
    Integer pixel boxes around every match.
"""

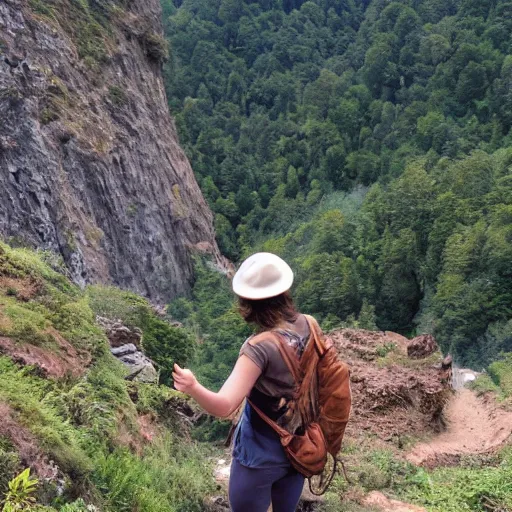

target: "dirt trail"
[407,388,512,466]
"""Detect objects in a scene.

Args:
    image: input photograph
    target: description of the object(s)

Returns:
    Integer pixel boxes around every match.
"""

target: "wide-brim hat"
[232,252,294,300]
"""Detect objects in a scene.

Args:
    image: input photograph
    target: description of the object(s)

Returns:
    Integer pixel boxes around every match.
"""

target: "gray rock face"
[111,343,138,357]
[109,342,158,384]
[0,0,226,302]
[116,347,158,384]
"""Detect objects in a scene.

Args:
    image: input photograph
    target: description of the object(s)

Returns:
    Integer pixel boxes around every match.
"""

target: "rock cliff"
[0,0,224,302]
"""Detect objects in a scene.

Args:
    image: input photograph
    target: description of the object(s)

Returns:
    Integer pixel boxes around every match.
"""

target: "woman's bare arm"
[172,355,262,418]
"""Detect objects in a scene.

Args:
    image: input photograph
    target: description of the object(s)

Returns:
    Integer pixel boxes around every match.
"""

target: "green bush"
[470,374,501,397]
[167,298,194,324]
[140,31,169,64]
[132,383,186,429]
[142,318,195,386]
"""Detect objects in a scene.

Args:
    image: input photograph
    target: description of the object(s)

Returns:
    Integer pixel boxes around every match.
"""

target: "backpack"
[247,314,351,494]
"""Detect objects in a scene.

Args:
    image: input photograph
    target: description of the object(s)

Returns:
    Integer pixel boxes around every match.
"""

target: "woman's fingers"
[173,365,183,383]
[172,365,196,394]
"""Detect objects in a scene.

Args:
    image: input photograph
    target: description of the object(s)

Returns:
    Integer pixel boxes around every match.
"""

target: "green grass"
[471,352,512,404]
[319,439,512,512]
[470,374,502,397]
[0,244,108,356]
[92,435,215,512]
[488,353,512,398]
[0,243,72,293]
[0,357,93,480]
[398,449,512,512]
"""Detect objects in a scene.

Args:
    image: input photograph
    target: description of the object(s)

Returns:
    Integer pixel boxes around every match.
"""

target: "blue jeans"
[229,458,305,512]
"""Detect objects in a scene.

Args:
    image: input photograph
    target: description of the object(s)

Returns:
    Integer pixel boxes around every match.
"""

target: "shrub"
[141,318,195,386]
[107,86,127,107]
[167,298,194,324]
[134,383,183,422]
[140,31,169,64]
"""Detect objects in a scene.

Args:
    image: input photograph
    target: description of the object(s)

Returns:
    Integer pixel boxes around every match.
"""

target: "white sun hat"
[232,252,294,300]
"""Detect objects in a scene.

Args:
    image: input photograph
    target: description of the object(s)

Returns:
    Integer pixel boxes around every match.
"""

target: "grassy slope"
[0,242,215,512]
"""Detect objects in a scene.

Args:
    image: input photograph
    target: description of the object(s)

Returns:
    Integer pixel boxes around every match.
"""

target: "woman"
[173,252,313,512]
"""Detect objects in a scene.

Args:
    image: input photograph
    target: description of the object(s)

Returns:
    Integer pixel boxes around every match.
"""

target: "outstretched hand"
[172,363,198,395]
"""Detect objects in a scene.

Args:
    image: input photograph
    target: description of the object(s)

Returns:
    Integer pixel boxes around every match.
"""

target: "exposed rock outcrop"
[0,0,225,302]
[96,316,142,348]
[112,343,158,383]
[97,316,158,383]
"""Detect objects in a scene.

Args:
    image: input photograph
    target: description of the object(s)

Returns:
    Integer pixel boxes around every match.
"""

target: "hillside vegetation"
[1,240,511,512]
[163,0,512,368]
[0,242,214,511]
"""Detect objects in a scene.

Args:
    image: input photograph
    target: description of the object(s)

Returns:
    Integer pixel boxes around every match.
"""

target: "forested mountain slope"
[163,0,512,367]
[0,0,223,303]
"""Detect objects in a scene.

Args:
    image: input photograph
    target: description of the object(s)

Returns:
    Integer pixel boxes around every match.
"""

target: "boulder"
[117,351,158,383]
[407,334,438,359]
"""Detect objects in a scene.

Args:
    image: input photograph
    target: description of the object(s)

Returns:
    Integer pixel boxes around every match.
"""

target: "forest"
[161,0,512,370]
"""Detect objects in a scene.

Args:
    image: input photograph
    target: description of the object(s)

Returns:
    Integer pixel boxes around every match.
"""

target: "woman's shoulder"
[287,313,311,338]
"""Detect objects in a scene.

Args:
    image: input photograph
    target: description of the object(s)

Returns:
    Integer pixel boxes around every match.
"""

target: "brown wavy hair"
[238,291,298,331]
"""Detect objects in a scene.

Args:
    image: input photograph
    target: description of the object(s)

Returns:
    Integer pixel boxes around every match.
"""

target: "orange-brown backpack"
[248,314,351,494]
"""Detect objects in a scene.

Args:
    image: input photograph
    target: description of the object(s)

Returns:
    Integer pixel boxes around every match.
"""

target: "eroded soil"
[407,388,512,467]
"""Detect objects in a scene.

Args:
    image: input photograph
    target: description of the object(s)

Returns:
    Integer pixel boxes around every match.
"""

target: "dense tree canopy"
[163,0,512,368]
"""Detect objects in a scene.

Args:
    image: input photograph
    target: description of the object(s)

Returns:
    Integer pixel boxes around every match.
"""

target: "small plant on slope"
[2,468,38,512]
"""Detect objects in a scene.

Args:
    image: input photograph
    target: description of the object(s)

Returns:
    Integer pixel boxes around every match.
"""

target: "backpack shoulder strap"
[247,330,302,382]
[247,398,290,439]
[304,315,328,357]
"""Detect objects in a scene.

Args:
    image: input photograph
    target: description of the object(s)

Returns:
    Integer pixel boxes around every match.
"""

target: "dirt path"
[407,388,512,466]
